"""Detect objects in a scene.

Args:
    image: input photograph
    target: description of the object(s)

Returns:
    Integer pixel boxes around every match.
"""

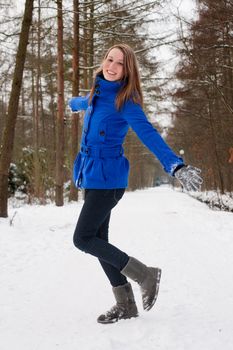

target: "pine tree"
[170,0,233,193]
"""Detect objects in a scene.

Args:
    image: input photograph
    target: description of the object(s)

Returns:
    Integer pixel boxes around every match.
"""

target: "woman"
[69,43,202,324]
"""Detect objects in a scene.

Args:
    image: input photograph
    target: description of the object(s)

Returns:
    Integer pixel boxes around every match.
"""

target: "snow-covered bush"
[8,162,30,195]
[8,147,54,201]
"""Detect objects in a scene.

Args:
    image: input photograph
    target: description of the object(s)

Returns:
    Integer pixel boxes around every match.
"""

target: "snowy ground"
[1,186,233,350]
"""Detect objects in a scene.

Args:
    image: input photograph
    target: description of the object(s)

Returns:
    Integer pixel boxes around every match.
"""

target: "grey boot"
[97,282,139,324]
[121,257,162,311]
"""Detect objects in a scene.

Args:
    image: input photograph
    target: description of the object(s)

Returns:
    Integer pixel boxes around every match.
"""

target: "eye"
[107,58,113,62]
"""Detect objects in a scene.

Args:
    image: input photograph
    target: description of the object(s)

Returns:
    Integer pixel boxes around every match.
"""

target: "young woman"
[69,43,202,324]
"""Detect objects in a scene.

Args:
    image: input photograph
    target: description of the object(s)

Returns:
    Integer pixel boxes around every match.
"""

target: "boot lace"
[106,304,124,318]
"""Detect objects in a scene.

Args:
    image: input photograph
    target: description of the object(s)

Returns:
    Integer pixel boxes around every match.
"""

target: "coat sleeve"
[122,101,184,176]
[68,93,90,112]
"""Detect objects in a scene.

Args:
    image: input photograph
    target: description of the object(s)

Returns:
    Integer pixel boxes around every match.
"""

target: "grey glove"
[174,165,203,192]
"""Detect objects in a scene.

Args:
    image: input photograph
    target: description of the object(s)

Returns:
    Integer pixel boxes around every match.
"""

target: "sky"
[151,0,197,72]
[145,0,198,128]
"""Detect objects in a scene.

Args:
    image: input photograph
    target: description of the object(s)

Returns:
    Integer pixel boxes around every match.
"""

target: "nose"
[109,61,116,70]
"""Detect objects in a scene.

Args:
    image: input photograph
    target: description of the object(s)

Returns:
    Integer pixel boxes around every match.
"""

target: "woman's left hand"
[174,165,203,192]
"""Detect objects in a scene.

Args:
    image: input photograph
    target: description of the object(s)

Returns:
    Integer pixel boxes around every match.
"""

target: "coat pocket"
[103,156,129,184]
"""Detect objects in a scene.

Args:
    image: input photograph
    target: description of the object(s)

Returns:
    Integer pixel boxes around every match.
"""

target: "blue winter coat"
[69,75,184,189]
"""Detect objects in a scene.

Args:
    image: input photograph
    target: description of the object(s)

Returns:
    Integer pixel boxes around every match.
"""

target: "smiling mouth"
[107,71,116,75]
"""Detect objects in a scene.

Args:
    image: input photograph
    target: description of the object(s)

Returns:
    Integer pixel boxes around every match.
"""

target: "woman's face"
[102,48,124,82]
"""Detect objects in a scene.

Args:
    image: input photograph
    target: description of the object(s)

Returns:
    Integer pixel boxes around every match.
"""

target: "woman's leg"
[74,189,161,314]
[97,213,128,287]
[73,189,129,271]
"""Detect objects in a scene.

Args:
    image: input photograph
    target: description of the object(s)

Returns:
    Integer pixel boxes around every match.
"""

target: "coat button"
[99,130,105,136]
[95,89,100,95]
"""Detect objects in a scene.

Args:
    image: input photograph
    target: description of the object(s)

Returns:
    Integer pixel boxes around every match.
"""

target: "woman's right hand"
[68,94,90,113]
[68,97,80,112]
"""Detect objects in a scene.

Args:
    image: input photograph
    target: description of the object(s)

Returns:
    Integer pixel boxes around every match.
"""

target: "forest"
[0,0,233,217]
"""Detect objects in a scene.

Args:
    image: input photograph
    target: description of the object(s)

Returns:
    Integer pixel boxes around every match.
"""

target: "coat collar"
[94,74,125,97]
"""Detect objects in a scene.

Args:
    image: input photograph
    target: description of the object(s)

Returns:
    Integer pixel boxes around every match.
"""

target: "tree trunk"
[55,0,65,206]
[69,0,80,202]
[34,1,41,199]
[0,0,34,217]
[83,0,88,90]
[88,0,94,87]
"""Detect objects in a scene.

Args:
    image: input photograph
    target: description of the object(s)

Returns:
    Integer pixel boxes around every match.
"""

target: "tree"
[0,0,34,217]
[69,0,80,202]
[170,0,233,194]
[55,0,65,206]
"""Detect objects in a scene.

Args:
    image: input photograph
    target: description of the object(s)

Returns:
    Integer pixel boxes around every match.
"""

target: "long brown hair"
[89,44,143,110]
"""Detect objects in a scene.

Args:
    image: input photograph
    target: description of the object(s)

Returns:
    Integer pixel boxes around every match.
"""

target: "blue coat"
[69,75,184,189]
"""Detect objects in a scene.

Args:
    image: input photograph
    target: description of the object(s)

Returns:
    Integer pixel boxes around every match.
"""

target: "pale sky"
[147,0,197,72]
[144,0,198,128]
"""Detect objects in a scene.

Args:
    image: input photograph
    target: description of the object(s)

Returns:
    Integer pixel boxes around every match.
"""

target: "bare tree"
[55,0,65,206]
[69,0,80,202]
[0,0,34,217]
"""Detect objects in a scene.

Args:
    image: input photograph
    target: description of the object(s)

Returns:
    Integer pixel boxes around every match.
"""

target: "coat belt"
[80,144,124,158]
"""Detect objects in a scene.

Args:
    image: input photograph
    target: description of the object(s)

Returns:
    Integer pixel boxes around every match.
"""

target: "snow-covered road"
[0,187,233,350]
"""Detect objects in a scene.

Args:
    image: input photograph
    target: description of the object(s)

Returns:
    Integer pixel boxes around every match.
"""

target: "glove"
[68,94,90,113]
[174,165,203,192]
[68,98,80,113]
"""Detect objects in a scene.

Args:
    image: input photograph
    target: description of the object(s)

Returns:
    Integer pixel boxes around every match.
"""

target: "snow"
[192,190,233,212]
[1,186,233,350]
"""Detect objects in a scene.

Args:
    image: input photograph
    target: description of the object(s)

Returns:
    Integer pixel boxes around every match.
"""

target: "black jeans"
[73,189,129,287]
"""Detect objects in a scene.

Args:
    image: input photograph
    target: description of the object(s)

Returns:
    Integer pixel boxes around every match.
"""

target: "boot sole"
[144,268,162,311]
[97,313,139,324]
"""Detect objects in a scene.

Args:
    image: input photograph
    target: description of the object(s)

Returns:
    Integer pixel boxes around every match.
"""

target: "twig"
[9,211,17,226]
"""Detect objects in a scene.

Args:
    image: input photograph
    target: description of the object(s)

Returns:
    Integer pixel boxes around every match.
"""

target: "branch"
[135,39,182,54]
[0,31,20,38]
[177,9,233,117]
